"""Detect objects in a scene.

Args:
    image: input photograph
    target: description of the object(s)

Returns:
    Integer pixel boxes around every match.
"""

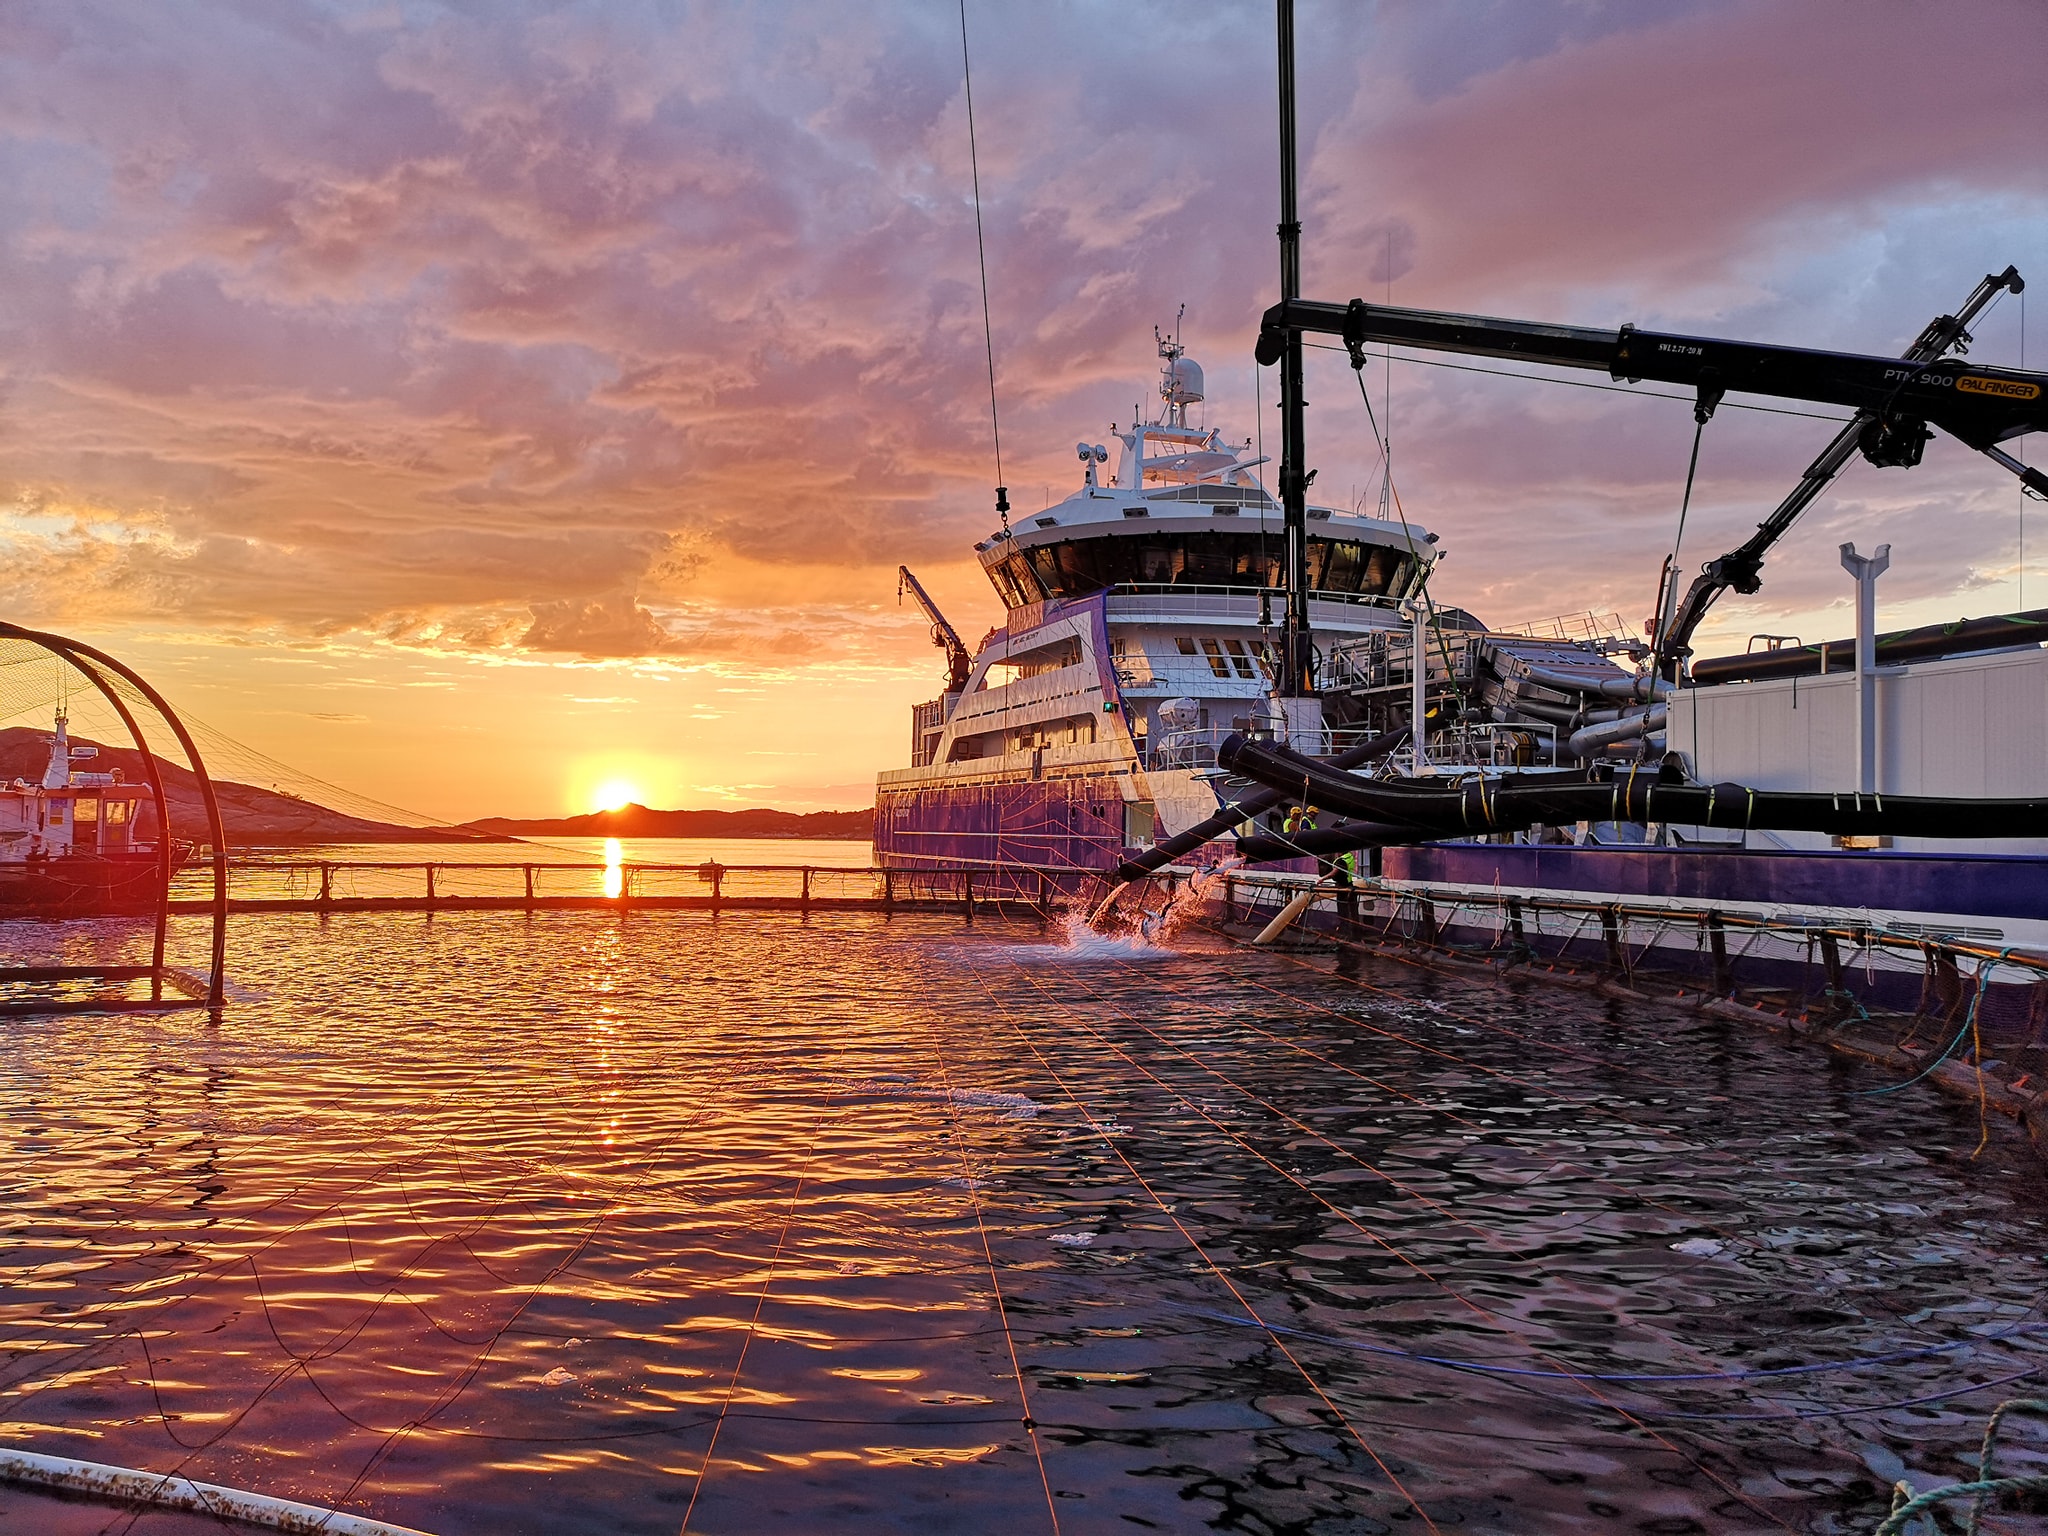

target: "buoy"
[0,1448,435,1536]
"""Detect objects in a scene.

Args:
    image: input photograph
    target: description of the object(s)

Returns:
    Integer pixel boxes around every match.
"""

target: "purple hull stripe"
[877,779,1132,873]
[1385,844,2048,921]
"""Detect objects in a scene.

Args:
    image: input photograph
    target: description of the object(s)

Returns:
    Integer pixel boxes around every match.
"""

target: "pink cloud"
[0,0,2035,677]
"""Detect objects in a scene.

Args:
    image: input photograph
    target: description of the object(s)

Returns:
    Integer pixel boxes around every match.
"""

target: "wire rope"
[1304,341,1853,421]
[678,1105,834,1534]
[1108,895,2031,1349]
[958,0,1007,527]
[916,1000,1062,1534]
[975,948,1803,1532]
[991,955,1809,1525]
[956,953,1446,1531]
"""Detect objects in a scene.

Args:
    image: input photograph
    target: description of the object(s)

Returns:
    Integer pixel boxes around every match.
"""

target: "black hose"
[1232,821,1430,862]
[1690,606,2048,685]
[1218,733,2048,842]
[1111,723,1410,882]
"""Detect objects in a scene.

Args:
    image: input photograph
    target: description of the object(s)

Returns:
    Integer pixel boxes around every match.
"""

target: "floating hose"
[0,1448,434,1536]
[1112,724,1410,883]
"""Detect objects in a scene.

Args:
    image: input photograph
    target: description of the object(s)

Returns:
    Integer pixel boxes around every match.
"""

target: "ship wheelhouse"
[0,715,160,862]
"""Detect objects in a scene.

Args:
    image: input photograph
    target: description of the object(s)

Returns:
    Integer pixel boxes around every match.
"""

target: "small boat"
[0,714,181,918]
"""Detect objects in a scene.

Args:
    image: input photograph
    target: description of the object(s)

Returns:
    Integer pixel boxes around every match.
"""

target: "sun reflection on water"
[602,837,623,899]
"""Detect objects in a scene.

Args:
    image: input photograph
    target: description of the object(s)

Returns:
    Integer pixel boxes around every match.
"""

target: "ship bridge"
[973,431,1433,611]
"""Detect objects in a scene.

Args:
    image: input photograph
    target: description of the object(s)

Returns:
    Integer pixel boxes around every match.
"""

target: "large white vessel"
[875,329,1440,881]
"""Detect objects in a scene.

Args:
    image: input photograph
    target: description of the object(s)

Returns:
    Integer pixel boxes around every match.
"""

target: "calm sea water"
[2,902,2045,1534]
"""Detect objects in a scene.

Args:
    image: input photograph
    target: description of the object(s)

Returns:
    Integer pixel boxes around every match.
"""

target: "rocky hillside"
[460,804,874,840]
[0,727,489,847]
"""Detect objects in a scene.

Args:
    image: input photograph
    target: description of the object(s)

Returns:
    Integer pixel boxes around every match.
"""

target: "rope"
[1854,949,2014,1098]
[1304,340,1853,421]
[994,952,1801,1530]
[679,1104,833,1533]
[957,0,1006,528]
[958,955,1445,1532]
[1875,1395,2048,1535]
[918,1004,1061,1533]
[1654,415,1707,656]
[1175,901,2037,1353]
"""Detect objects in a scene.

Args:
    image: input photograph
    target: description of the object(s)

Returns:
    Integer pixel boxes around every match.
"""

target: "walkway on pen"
[165,860,1074,917]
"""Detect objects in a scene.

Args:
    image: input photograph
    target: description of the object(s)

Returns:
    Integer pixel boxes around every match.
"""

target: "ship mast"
[1273,0,1312,698]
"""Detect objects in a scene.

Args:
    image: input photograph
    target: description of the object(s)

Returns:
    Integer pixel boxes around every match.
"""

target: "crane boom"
[1256,291,2046,456]
[1255,277,2045,676]
[897,565,972,694]
[1654,267,2023,674]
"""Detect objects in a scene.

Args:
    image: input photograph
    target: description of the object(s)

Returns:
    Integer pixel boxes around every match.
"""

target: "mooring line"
[960,954,1446,1534]
[1105,908,2048,1372]
[917,1002,1063,1535]
[678,1106,835,1536]
[996,957,1798,1530]
[1161,921,2038,1356]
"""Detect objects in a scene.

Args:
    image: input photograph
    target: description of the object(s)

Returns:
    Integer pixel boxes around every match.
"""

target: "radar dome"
[1164,356,1204,405]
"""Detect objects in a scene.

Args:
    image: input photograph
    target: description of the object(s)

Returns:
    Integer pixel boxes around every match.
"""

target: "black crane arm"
[1655,267,2025,671]
[1256,288,2047,457]
[1257,274,2044,676]
[897,565,973,694]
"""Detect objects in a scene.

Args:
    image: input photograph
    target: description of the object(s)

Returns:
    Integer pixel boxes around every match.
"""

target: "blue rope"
[1857,949,2014,1096]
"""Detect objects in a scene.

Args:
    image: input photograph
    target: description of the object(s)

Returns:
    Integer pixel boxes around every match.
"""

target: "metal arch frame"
[0,622,228,1010]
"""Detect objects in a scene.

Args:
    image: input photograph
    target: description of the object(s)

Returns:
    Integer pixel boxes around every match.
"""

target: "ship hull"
[0,853,170,918]
[875,776,1141,887]
[1369,840,2048,1027]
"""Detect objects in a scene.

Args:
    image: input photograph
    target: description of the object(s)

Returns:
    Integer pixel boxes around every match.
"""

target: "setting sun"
[590,780,642,813]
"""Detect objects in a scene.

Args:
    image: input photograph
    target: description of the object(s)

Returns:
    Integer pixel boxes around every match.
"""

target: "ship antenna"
[958,0,1008,531]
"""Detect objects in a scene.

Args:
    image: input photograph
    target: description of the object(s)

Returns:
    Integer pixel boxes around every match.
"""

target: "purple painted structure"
[1383,843,2048,925]
[874,774,1134,883]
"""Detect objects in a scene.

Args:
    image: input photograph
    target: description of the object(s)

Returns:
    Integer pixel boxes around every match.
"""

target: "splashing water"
[1063,864,1238,954]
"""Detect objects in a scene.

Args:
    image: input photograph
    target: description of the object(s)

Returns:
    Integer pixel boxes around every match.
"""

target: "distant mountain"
[0,727,494,847]
[460,804,875,840]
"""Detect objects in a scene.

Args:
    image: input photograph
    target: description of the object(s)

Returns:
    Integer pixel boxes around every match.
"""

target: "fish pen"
[164,859,1079,918]
[5,903,2048,1533]
[0,622,226,1013]
[1207,867,2048,1159]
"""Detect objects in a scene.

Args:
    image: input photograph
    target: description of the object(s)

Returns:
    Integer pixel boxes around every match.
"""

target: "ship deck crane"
[1255,281,2046,677]
[897,565,972,695]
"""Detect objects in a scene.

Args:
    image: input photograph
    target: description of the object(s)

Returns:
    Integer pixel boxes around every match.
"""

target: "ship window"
[1199,638,1231,678]
[1222,639,1256,678]
[995,532,1407,601]
[989,560,1029,609]
[1176,637,1198,655]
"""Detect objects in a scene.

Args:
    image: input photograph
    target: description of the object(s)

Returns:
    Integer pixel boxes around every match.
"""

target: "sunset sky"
[1,0,2042,820]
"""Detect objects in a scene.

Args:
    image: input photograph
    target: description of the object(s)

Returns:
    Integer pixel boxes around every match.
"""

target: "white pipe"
[1253,888,1317,944]
[1406,600,1429,771]
[1567,703,1668,759]
[1840,541,1891,795]
[0,1448,435,1536]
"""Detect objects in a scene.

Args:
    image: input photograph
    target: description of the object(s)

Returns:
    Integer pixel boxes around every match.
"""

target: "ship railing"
[1103,584,1402,618]
[1395,720,1559,774]
[1493,609,1643,649]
